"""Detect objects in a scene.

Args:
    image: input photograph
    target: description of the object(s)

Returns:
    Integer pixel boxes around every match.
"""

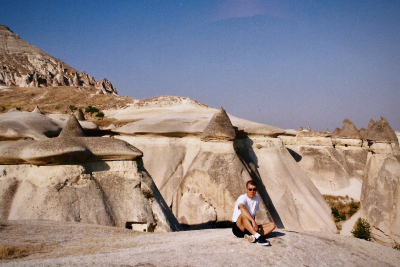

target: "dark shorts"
[232,221,251,238]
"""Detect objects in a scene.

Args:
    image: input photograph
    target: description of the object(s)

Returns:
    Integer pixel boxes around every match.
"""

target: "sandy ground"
[317,178,362,201]
[1,220,399,267]
[340,211,361,236]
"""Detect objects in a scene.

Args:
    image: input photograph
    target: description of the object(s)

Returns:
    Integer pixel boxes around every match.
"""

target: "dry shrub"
[0,243,41,260]
[323,195,360,230]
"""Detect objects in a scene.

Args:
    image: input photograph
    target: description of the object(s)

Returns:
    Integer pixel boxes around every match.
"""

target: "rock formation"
[0,113,180,232]
[331,127,340,138]
[365,117,398,143]
[58,115,85,137]
[0,160,181,233]
[32,106,43,114]
[360,151,400,247]
[0,109,61,140]
[76,108,85,121]
[200,107,236,141]
[337,119,361,139]
[0,25,117,94]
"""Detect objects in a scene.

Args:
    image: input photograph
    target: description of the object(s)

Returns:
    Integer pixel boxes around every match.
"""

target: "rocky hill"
[0,25,117,95]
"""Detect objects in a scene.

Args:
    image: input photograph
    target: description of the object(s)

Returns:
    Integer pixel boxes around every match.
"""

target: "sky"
[1,0,399,131]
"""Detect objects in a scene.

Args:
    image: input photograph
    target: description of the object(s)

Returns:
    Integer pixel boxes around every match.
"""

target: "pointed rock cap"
[200,107,236,141]
[32,106,43,114]
[58,115,85,137]
[326,128,330,134]
[298,126,303,131]
[76,108,85,121]
[306,126,311,131]
[338,119,361,139]
[331,127,341,138]
[365,117,397,143]
[359,127,366,140]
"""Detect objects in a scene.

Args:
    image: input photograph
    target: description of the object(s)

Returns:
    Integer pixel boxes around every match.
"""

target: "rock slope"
[0,25,117,95]
[1,222,399,267]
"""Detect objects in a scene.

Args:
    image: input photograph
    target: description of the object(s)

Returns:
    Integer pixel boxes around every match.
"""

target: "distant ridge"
[0,25,117,95]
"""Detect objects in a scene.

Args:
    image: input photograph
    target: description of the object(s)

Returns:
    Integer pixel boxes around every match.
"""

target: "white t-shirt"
[232,194,260,222]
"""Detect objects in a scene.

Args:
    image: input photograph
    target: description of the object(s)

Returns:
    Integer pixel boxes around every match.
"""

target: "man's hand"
[251,220,259,232]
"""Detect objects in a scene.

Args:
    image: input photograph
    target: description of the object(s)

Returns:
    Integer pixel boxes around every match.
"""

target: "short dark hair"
[246,180,257,188]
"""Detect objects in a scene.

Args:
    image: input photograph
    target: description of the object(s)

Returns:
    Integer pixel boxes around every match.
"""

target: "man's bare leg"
[236,214,257,235]
[258,222,276,236]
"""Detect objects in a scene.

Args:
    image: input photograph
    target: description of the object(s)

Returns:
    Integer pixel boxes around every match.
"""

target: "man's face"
[246,184,257,199]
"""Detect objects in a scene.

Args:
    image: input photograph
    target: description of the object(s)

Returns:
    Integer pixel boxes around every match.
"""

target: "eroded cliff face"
[116,135,337,233]
[0,160,181,233]
[0,25,117,94]
[360,151,400,247]
[280,118,400,246]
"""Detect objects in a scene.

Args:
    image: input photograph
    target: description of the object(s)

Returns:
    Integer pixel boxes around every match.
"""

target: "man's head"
[246,180,257,199]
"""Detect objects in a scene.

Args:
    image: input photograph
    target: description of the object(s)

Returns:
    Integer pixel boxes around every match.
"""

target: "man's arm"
[238,204,258,232]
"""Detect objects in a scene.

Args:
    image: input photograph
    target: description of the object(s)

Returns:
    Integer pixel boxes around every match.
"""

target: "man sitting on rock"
[232,180,276,243]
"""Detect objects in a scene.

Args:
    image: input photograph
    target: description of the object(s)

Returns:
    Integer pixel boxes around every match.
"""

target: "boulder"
[365,117,398,143]
[200,107,236,141]
[58,115,85,137]
[0,110,61,140]
[338,119,361,139]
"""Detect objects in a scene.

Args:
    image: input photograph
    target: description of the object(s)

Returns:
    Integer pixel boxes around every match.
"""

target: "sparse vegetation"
[142,190,154,199]
[54,105,60,110]
[323,195,360,230]
[15,107,21,110]
[85,105,99,117]
[351,218,370,240]
[68,105,77,112]
[393,244,400,250]
[0,106,5,112]
[95,111,104,120]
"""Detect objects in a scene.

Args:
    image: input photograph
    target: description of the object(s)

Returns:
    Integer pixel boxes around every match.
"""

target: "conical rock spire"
[58,115,85,137]
[200,107,235,141]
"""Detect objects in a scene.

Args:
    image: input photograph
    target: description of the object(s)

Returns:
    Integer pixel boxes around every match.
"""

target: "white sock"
[253,233,261,239]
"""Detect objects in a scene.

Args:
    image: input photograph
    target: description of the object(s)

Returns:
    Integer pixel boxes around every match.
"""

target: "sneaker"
[244,234,256,243]
[256,239,270,246]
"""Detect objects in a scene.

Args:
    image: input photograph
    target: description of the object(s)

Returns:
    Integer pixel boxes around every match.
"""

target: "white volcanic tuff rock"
[360,153,400,247]
[286,145,351,191]
[335,147,368,182]
[171,141,269,228]
[46,113,99,132]
[0,25,117,94]
[338,119,362,139]
[365,117,398,143]
[200,107,236,141]
[116,135,336,233]
[110,100,285,137]
[0,110,61,140]
[0,161,181,233]
[234,137,336,233]
[2,225,400,267]
[0,137,143,165]
[58,115,85,137]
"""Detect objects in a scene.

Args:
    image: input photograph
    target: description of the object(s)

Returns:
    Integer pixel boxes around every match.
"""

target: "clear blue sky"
[1,0,399,131]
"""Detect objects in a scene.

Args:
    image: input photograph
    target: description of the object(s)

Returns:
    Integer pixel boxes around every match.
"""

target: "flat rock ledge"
[1,221,399,267]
